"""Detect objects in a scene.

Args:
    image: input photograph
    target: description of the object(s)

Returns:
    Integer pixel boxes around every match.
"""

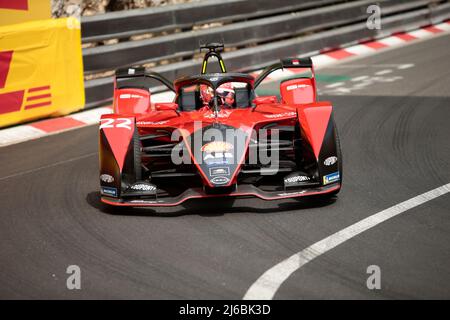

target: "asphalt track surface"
[1,34,449,299]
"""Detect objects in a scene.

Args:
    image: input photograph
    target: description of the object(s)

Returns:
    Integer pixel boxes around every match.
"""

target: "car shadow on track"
[86,191,337,217]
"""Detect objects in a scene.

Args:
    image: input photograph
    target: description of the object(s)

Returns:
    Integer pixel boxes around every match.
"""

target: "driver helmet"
[216,83,235,108]
[200,84,214,106]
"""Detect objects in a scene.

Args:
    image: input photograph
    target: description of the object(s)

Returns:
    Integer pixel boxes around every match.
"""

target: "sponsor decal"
[264,112,296,119]
[210,176,230,185]
[323,171,340,185]
[119,94,143,99]
[0,0,29,11]
[203,152,233,164]
[137,120,168,125]
[204,110,231,119]
[277,190,307,196]
[284,175,310,184]
[0,51,53,115]
[286,84,308,91]
[100,174,114,183]
[130,200,160,204]
[101,187,118,197]
[201,140,235,164]
[0,51,13,89]
[324,156,338,166]
[209,167,230,176]
[202,141,233,153]
[130,183,156,191]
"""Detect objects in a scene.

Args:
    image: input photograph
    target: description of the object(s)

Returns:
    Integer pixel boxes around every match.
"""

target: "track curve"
[1,33,449,299]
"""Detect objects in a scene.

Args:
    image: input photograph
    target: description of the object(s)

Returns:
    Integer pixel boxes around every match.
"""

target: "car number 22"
[100,118,132,130]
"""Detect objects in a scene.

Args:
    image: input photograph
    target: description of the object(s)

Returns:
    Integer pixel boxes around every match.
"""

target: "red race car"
[99,43,342,207]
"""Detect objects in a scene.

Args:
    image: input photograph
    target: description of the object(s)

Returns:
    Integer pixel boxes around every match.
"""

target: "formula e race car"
[99,43,342,207]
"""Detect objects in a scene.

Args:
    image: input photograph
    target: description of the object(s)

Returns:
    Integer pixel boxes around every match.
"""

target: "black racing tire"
[133,128,142,181]
[312,119,342,201]
[328,119,343,196]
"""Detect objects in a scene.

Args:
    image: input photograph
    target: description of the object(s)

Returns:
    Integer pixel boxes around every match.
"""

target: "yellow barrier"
[0,17,85,128]
[0,0,51,26]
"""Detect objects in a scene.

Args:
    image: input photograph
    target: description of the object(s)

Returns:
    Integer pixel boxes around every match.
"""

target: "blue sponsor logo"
[101,186,118,197]
[323,171,340,185]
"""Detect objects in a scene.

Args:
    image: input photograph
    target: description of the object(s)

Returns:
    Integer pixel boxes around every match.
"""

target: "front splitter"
[101,183,341,207]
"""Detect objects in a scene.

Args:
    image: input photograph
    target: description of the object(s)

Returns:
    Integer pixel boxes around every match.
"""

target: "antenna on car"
[200,42,224,52]
[199,42,226,74]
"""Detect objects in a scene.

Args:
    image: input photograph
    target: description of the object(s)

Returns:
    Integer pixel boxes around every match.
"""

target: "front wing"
[101,183,341,207]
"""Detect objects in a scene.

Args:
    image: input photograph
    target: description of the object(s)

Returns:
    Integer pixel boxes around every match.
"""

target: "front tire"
[133,128,142,181]
[328,119,343,196]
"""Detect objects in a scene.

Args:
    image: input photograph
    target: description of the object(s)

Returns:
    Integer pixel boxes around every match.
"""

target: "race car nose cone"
[185,124,250,188]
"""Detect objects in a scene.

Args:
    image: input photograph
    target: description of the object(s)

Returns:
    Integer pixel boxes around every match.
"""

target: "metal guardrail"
[81,0,342,43]
[82,0,450,109]
[83,0,373,73]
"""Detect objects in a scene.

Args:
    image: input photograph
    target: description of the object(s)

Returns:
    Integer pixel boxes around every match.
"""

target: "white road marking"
[333,87,351,93]
[379,76,403,82]
[243,183,450,300]
[351,75,370,81]
[397,63,414,70]
[375,69,393,75]
[0,152,98,182]
[352,82,370,88]
[325,82,345,88]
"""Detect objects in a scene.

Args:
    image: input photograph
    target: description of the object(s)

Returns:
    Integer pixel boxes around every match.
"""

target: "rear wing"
[115,67,146,78]
[281,57,313,68]
[254,57,315,88]
[114,67,175,92]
